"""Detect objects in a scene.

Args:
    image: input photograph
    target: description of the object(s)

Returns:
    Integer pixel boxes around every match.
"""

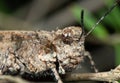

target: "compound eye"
[68,33,71,37]
[63,32,71,37]
[64,33,68,37]
[62,32,73,44]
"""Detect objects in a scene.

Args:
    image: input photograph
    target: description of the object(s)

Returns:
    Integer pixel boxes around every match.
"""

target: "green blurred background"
[0,0,120,82]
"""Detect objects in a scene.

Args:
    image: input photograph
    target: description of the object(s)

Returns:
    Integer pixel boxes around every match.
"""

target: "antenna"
[79,10,84,39]
[85,0,120,37]
[80,10,85,37]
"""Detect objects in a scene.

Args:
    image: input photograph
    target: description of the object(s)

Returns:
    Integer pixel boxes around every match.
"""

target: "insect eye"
[62,33,73,44]
[64,33,68,37]
[63,33,71,37]
[68,33,71,37]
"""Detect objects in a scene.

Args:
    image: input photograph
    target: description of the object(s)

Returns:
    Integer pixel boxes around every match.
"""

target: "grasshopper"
[0,0,119,83]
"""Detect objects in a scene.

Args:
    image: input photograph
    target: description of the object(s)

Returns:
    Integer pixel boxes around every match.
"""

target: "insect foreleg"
[52,68,63,83]
[84,51,98,73]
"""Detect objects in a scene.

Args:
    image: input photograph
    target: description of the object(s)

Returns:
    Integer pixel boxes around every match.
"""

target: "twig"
[0,75,28,83]
[65,65,120,83]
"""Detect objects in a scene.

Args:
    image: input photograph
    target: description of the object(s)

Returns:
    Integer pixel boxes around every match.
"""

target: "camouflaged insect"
[0,27,87,83]
[0,0,119,83]
[0,26,84,74]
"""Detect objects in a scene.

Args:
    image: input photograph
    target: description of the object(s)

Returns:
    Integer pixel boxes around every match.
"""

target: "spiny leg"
[84,51,98,73]
[52,68,63,83]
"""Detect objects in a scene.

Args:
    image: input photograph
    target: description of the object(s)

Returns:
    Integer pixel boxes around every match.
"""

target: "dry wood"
[65,65,120,83]
[0,75,28,83]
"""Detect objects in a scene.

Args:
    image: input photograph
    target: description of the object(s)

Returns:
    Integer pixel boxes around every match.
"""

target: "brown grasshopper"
[0,0,119,83]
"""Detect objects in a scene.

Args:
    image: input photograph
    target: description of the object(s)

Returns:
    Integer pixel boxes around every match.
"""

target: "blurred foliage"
[72,0,120,66]
[0,0,9,13]
[0,0,30,13]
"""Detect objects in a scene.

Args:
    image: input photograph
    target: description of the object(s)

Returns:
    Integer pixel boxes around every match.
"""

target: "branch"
[0,75,28,83]
[65,65,120,83]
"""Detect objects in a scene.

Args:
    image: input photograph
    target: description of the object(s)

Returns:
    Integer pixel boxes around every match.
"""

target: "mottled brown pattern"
[0,26,85,75]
